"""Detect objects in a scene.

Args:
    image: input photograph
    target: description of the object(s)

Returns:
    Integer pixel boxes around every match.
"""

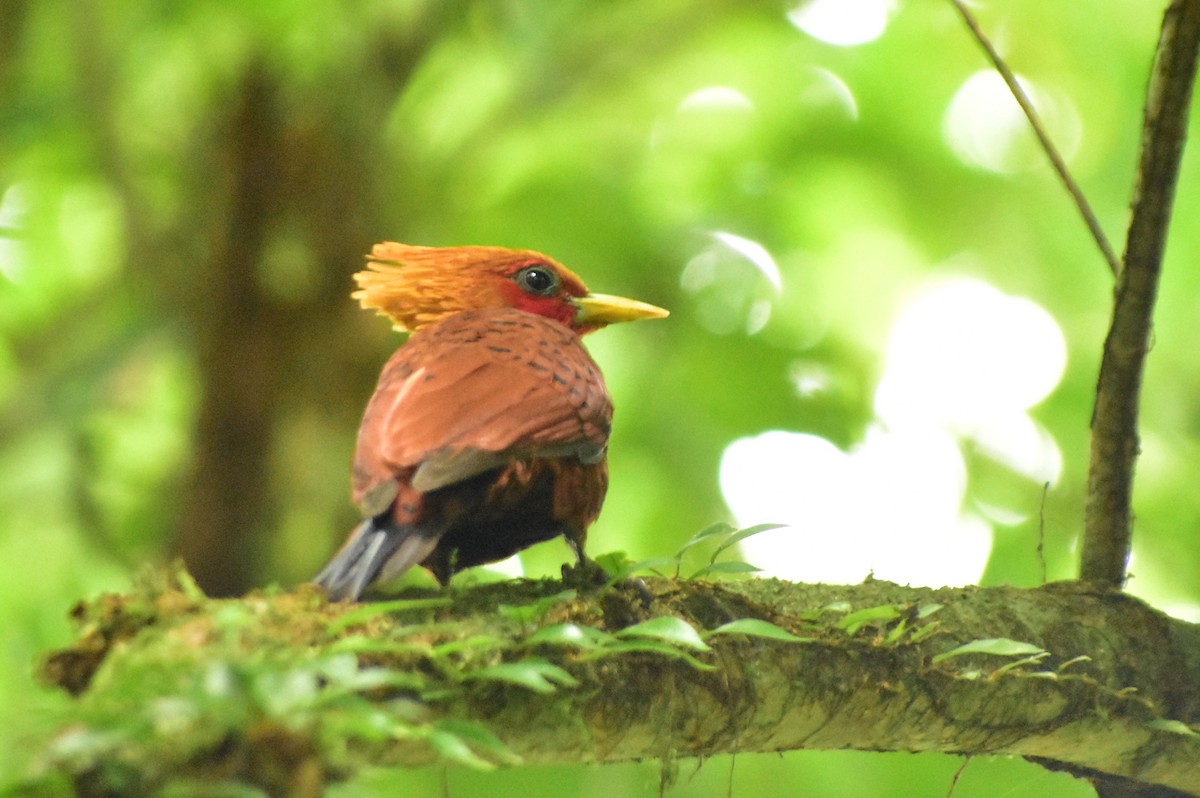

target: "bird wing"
[352,310,612,511]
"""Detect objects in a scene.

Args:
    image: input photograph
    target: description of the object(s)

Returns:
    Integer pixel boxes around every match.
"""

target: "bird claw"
[560,559,654,608]
[561,557,610,591]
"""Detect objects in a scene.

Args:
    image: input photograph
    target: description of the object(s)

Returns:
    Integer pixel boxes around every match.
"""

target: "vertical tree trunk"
[172,65,286,596]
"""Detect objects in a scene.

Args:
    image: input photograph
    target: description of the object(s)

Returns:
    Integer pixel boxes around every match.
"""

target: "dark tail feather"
[313,518,440,601]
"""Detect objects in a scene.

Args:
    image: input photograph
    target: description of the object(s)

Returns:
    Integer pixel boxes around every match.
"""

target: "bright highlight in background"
[875,278,1066,484]
[944,71,1082,174]
[721,278,1066,586]
[799,67,859,120]
[678,86,755,113]
[0,185,28,282]
[681,231,782,336]
[788,0,895,46]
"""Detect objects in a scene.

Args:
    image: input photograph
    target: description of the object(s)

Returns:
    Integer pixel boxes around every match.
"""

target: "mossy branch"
[25,567,1200,797]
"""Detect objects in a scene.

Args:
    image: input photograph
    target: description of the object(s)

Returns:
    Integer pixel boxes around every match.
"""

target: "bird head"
[352,242,669,334]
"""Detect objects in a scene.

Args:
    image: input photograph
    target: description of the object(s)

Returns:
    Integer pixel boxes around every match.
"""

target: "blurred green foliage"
[0,0,1193,794]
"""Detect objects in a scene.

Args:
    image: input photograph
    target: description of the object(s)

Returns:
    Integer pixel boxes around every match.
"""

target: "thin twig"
[1037,481,1049,585]
[948,0,1123,278]
[945,757,970,798]
[1082,0,1200,587]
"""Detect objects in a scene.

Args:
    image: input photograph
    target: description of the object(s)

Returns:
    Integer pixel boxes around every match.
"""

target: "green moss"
[28,565,1200,795]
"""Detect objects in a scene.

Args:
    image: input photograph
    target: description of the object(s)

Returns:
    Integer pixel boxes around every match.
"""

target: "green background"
[0,0,1192,794]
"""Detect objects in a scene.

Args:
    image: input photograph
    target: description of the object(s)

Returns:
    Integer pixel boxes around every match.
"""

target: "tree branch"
[947,0,1122,277]
[1083,0,1200,587]
[35,571,1200,796]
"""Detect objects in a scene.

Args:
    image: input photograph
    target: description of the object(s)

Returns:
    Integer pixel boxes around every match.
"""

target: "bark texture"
[1083,0,1200,587]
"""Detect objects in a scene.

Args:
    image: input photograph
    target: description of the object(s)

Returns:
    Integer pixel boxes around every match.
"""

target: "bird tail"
[313,517,440,602]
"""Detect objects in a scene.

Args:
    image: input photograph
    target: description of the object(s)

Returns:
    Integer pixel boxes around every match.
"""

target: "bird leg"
[559,530,610,589]
[560,532,654,608]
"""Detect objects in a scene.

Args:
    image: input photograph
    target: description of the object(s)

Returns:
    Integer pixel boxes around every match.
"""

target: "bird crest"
[353,242,589,333]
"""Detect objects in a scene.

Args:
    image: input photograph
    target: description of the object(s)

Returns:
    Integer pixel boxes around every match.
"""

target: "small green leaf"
[632,556,682,572]
[314,667,427,701]
[1057,655,1092,673]
[313,652,361,682]
[525,623,612,649]
[581,641,718,671]
[836,605,903,635]
[705,619,814,643]
[175,569,208,603]
[435,720,521,765]
[990,652,1051,676]
[1022,670,1060,680]
[426,728,496,769]
[466,660,578,694]
[883,618,909,645]
[917,603,944,619]
[605,556,680,585]
[932,638,1047,664]
[1145,719,1200,737]
[592,551,635,576]
[309,654,431,698]
[803,600,852,620]
[907,623,940,643]
[431,635,505,658]
[327,637,431,656]
[674,522,736,558]
[616,617,711,651]
[497,604,538,624]
[710,523,786,561]
[689,560,763,579]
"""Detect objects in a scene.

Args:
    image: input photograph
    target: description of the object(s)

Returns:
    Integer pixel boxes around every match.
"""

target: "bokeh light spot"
[710,230,782,291]
[681,231,782,335]
[720,277,1067,586]
[0,185,30,283]
[799,66,859,120]
[875,278,1067,435]
[678,86,755,113]
[721,426,991,586]
[788,0,895,47]
[944,70,1082,174]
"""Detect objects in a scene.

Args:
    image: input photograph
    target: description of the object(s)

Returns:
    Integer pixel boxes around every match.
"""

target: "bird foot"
[561,557,610,591]
[561,559,654,608]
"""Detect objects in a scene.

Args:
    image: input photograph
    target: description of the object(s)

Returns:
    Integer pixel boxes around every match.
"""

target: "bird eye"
[515,265,559,296]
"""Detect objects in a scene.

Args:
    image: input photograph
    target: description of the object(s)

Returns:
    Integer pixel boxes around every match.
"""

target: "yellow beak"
[572,293,669,326]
